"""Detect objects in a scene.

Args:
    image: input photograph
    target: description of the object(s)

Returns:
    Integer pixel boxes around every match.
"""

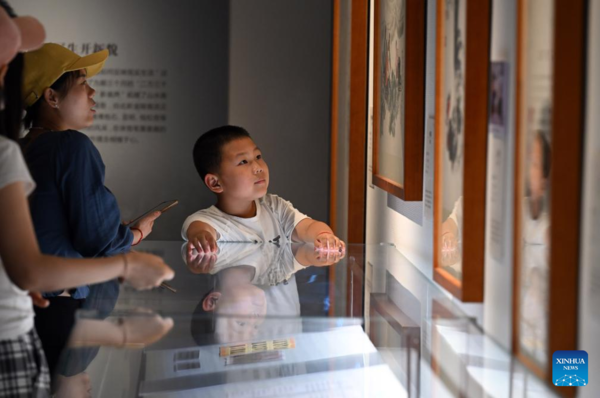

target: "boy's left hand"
[314,232,345,254]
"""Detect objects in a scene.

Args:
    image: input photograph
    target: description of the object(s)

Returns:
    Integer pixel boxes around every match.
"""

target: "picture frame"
[372,0,426,201]
[433,0,491,302]
[512,0,586,390]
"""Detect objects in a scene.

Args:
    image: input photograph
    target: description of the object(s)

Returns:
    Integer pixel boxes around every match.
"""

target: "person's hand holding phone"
[130,211,161,245]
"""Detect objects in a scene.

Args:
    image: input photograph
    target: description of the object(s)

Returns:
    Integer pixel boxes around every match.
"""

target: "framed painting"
[433,0,491,302]
[372,0,426,201]
[512,0,586,392]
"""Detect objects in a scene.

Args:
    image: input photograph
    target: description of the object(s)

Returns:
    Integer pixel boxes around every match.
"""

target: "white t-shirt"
[182,194,308,243]
[0,136,36,340]
[210,243,303,336]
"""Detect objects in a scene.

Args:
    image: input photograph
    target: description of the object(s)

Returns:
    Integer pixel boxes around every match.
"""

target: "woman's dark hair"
[23,70,83,129]
[0,0,14,15]
[0,0,22,140]
[1,54,24,140]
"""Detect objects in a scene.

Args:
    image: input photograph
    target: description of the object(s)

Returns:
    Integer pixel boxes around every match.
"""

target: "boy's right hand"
[189,230,218,254]
[122,252,174,290]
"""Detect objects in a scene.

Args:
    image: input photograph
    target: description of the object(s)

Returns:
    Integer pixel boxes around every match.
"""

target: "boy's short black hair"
[193,125,251,182]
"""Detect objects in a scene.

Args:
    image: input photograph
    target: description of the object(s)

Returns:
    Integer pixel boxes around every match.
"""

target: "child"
[182,125,345,255]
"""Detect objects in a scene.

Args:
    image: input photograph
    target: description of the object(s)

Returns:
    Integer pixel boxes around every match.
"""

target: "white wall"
[14,0,333,238]
[14,0,230,240]
[365,0,484,325]
[578,1,600,397]
[365,0,437,278]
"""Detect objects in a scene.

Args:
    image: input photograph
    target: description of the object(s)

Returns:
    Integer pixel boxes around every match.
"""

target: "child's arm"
[186,221,219,253]
[292,219,345,252]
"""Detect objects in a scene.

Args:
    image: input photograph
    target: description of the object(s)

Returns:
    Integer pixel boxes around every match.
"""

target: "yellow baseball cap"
[22,43,108,108]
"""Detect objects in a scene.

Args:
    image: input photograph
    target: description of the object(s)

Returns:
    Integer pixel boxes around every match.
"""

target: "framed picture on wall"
[433,0,491,302]
[512,0,586,390]
[372,0,426,201]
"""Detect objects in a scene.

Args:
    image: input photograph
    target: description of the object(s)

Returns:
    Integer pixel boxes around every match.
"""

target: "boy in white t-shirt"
[182,125,345,255]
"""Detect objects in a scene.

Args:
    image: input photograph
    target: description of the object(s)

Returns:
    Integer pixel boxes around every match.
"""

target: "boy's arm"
[292,219,345,252]
[186,221,219,253]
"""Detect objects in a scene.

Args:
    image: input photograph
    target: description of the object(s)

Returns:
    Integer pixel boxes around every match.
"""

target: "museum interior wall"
[14,0,333,240]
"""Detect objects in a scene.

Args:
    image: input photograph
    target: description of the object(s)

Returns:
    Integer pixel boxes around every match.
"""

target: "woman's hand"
[118,312,174,348]
[121,251,174,290]
[29,292,49,308]
[131,211,161,243]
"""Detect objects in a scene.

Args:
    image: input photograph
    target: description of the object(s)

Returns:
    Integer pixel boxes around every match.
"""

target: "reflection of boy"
[518,131,551,366]
[524,131,551,238]
[191,244,303,344]
[440,196,462,272]
[182,126,345,254]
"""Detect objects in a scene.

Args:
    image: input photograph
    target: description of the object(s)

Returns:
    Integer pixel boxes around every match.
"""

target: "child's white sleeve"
[267,194,309,240]
[181,210,227,241]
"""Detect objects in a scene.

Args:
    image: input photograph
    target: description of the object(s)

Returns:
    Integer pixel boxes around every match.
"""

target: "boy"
[182,125,345,255]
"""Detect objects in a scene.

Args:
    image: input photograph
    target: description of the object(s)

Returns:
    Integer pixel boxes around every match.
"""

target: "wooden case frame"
[512,0,586,393]
[372,0,426,201]
[433,0,491,302]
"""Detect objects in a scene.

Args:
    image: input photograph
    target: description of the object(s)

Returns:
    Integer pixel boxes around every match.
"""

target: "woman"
[0,3,174,395]
[19,41,170,376]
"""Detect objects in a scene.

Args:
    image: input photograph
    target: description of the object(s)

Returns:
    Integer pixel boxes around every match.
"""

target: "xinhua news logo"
[553,351,588,387]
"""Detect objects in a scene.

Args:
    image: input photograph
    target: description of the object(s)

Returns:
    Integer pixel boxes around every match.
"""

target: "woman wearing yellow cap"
[18,42,171,375]
[0,3,174,394]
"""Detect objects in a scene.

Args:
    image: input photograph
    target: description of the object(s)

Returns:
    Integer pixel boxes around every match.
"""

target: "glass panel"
[52,243,558,397]
[377,0,407,185]
[517,0,555,370]
[438,0,467,281]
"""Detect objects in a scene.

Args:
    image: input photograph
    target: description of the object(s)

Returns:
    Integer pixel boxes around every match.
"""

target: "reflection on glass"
[55,306,173,397]
[440,196,463,275]
[517,0,554,370]
[377,0,407,185]
[188,243,342,345]
[438,0,467,281]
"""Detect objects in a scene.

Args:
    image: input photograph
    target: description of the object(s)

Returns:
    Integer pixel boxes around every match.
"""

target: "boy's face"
[528,136,546,200]
[213,137,269,201]
[208,284,267,343]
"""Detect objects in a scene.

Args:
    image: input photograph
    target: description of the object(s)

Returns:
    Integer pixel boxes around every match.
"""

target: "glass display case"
[53,242,557,397]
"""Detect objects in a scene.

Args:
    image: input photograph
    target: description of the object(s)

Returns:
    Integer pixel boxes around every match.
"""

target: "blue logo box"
[553,350,588,387]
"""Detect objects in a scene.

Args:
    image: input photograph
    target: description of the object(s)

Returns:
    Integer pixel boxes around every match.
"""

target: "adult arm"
[0,181,173,292]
